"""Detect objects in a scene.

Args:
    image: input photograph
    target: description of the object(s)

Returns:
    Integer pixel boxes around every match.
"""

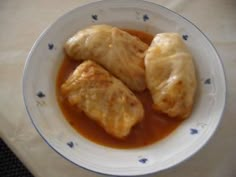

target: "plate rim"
[22,0,226,176]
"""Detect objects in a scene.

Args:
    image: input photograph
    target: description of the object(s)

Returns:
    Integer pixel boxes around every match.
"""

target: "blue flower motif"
[139,158,148,164]
[48,43,54,50]
[92,14,98,20]
[37,91,45,98]
[182,35,188,40]
[190,128,198,135]
[204,78,211,84]
[67,141,74,148]
[143,14,149,21]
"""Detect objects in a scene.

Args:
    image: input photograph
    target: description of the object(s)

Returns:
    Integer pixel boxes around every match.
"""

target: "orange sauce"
[56,29,182,149]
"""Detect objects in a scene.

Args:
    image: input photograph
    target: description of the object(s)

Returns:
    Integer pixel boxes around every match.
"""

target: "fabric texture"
[0,139,34,177]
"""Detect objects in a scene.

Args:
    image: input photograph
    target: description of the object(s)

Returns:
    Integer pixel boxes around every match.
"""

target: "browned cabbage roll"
[61,60,144,138]
[64,25,148,91]
[145,33,197,119]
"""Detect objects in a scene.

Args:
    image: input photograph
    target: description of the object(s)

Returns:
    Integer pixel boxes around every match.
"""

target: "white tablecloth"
[0,0,235,176]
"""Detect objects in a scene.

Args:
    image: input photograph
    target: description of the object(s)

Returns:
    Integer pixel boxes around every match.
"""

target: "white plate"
[23,0,226,176]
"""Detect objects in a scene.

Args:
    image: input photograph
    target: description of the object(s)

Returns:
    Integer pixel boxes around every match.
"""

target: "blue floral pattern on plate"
[143,14,149,21]
[37,91,45,98]
[190,128,198,135]
[67,141,74,148]
[182,35,188,40]
[204,78,211,84]
[139,158,148,164]
[92,14,98,20]
[48,43,54,50]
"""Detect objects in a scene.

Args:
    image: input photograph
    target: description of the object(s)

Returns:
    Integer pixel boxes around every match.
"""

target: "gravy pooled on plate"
[56,29,183,149]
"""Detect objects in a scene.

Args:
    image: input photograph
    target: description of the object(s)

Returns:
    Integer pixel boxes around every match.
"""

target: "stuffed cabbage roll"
[64,25,148,91]
[61,60,144,138]
[145,33,197,119]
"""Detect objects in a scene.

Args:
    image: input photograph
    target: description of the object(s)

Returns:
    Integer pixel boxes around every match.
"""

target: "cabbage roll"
[145,33,197,119]
[64,25,148,91]
[61,60,144,138]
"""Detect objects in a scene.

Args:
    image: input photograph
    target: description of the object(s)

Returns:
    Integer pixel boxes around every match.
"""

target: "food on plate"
[61,60,144,139]
[64,24,148,91]
[144,33,197,119]
[57,29,182,148]
[57,28,196,148]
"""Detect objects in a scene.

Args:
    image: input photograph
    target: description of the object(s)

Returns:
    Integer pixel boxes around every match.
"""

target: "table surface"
[0,0,236,176]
